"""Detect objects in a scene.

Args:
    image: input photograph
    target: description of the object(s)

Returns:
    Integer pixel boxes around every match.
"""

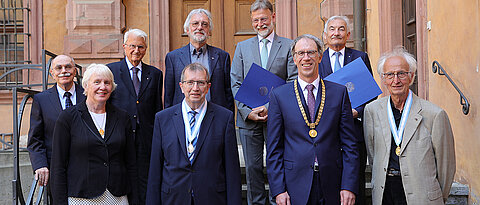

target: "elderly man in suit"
[147,63,241,205]
[364,47,455,204]
[107,28,163,205]
[27,55,85,202]
[165,9,233,111]
[267,34,359,205]
[230,0,297,203]
[319,15,373,205]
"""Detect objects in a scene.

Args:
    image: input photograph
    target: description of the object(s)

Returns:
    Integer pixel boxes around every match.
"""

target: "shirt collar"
[182,99,208,116]
[297,75,320,91]
[125,57,142,71]
[189,43,208,56]
[257,30,275,43]
[328,47,346,58]
[57,83,76,97]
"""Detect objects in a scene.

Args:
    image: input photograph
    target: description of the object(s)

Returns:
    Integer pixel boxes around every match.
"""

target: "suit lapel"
[343,47,354,66]
[103,103,118,142]
[379,100,392,151]
[320,49,333,78]
[250,37,262,66]
[119,59,137,98]
[48,86,63,113]
[74,84,86,103]
[207,45,219,77]
[78,102,104,142]
[173,106,189,161]
[266,34,281,71]
[192,104,214,164]
[400,96,422,154]
[138,64,152,99]
[179,45,191,68]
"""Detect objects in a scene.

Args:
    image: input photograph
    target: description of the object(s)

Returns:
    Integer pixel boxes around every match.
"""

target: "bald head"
[50,55,77,91]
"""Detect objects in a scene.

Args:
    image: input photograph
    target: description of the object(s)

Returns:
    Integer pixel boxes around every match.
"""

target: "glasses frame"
[125,44,147,51]
[293,50,318,59]
[181,80,209,88]
[382,71,412,80]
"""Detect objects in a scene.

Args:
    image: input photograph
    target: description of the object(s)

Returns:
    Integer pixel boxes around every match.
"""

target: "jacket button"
[104,163,107,167]
[381,186,384,189]
[314,143,317,147]
[136,101,139,104]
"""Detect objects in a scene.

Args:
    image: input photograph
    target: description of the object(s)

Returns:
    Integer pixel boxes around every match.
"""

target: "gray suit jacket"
[231,34,297,129]
[364,94,456,204]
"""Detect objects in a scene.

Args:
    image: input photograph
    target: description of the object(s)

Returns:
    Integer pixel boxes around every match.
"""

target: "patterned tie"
[64,92,73,109]
[260,38,270,69]
[306,84,315,122]
[188,111,198,163]
[194,48,203,59]
[132,67,140,95]
[334,51,342,72]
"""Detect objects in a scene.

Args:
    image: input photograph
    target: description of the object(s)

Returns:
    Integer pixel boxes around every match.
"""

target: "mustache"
[256,25,268,30]
[57,73,72,77]
[193,30,207,35]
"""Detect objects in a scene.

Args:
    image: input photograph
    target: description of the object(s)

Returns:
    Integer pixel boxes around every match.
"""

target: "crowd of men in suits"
[27,0,456,204]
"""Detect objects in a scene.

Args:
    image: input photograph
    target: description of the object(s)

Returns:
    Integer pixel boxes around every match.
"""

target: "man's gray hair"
[377,46,417,84]
[180,63,211,83]
[291,34,324,55]
[82,63,117,95]
[123,29,148,44]
[323,16,350,34]
[250,0,273,13]
[183,9,214,33]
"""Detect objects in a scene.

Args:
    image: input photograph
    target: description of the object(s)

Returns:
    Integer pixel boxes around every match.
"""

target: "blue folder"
[324,58,382,108]
[234,63,286,108]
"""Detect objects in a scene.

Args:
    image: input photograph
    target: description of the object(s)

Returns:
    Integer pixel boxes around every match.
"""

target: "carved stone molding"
[64,0,125,59]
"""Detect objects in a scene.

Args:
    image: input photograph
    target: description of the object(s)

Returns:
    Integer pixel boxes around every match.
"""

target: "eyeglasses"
[182,80,209,88]
[252,17,269,24]
[382,71,411,80]
[190,21,209,28]
[294,50,318,59]
[125,44,146,51]
[53,64,75,72]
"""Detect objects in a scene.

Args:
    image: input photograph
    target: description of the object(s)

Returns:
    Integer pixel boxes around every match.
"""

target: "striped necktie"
[188,110,198,163]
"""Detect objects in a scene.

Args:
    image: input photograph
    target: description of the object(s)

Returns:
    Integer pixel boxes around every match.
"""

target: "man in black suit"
[27,54,85,202]
[319,15,373,205]
[107,28,163,205]
[164,8,233,111]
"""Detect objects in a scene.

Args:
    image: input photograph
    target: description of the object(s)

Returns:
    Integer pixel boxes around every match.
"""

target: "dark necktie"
[64,92,73,109]
[132,67,140,95]
[306,84,315,122]
[194,48,203,59]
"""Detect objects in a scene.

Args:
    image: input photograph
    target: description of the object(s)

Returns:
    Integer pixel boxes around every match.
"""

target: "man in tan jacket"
[364,47,455,204]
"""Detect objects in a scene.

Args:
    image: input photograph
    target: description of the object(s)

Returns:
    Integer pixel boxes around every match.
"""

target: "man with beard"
[230,0,297,204]
[165,9,234,111]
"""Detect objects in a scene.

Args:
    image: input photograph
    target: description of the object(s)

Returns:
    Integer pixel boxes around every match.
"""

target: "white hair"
[123,28,148,44]
[377,46,417,85]
[323,16,350,34]
[183,9,214,33]
[82,63,117,95]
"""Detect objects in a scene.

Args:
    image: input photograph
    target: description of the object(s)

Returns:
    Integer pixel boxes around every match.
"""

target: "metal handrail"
[432,60,470,115]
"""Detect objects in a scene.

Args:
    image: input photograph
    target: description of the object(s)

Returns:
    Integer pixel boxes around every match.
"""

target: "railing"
[432,60,470,115]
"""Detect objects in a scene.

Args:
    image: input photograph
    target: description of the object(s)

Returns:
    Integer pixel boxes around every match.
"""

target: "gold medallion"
[294,79,325,139]
[309,129,317,138]
[99,129,104,136]
[395,146,401,156]
[188,143,195,153]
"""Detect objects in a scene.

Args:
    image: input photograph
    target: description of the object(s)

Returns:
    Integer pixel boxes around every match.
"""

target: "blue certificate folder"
[324,58,382,108]
[235,63,286,108]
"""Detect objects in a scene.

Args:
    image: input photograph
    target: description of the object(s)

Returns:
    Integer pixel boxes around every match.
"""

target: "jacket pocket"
[284,160,294,170]
[161,183,170,194]
[216,182,226,192]
[427,186,442,201]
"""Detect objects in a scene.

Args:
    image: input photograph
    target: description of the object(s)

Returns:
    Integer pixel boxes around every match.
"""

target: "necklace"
[90,112,106,136]
[294,79,325,138]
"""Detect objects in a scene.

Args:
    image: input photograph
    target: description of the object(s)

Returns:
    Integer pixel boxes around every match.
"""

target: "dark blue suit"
[146,102,241,205]
[164,44,234,111]
[319,47,373,204]
[266,80,359,205]
[28,84,85,171]
[107,58,163,204]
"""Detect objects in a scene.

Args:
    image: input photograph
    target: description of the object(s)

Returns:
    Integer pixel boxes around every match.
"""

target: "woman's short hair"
[82,63,117,95]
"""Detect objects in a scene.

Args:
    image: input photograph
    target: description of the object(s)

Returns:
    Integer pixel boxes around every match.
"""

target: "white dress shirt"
[56,83,77,110]
[328,47,346,73]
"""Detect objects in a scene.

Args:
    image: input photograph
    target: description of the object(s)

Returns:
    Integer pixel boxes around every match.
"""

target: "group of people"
[27,0,456,204]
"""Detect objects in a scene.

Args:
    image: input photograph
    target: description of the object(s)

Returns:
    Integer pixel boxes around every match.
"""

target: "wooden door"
[169,0,272,58]
[402,0,417,93]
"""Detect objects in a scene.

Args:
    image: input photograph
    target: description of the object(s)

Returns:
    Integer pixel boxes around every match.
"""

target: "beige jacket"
[364,94,455,205]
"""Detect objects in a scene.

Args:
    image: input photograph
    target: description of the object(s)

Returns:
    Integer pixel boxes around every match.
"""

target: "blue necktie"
[64,92,73,109]
[188,111,198,163]
[334,52,342,72]
[260,38,270,69]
